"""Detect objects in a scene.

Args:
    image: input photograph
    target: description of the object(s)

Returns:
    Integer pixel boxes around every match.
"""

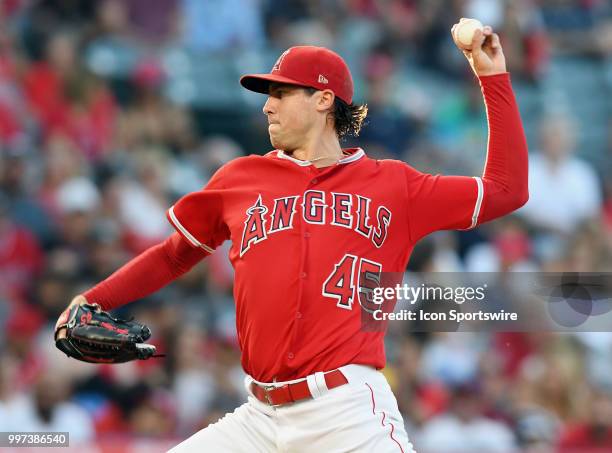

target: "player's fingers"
[471,28,486,52]
[490,33,502,49]
[57,327,67,340]
[483,25,493,36]
[482,32,502,55]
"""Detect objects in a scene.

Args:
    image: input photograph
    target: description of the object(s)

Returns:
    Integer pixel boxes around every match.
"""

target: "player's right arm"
[402,22,529,243]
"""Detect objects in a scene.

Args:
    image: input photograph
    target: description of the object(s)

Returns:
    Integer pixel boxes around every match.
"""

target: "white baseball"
[455,19,484,47]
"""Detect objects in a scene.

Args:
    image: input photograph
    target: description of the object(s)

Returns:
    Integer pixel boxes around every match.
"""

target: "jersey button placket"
[289,174,315,364]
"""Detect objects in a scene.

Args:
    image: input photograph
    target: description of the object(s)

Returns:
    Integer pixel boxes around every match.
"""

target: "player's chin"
[268,134,284,150]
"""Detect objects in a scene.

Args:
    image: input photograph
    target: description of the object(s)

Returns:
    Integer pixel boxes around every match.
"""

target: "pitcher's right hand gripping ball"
[54,303,159,363]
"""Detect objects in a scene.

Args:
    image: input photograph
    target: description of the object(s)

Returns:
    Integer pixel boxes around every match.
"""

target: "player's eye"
[270,85,294,99]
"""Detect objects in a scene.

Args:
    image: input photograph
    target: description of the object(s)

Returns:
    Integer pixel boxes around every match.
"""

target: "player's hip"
[245,365,414,452]
[245,364,394,413]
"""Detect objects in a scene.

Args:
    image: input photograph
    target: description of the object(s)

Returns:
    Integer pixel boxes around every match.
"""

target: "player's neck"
[290,132,343,168]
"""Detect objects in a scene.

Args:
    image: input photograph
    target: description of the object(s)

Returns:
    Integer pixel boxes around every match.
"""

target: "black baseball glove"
[54,303,161,363]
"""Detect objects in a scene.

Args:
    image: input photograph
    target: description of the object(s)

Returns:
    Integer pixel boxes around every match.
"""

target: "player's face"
[263,83,318,152]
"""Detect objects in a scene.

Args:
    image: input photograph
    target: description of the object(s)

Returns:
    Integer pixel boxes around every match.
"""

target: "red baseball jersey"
[167,149,479,381]
[166,73,527,382]
[78,74,526,383]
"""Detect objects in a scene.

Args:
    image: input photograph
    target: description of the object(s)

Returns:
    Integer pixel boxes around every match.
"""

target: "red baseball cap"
[240,46,354,104]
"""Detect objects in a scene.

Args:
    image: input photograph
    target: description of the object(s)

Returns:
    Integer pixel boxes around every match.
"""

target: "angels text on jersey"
[240,191,392,257]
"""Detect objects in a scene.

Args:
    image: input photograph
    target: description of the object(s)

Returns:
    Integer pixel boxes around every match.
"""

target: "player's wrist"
[68,294,89,308]
[475,67,507,77]
[478,71,509,79]
[478,72,511,86]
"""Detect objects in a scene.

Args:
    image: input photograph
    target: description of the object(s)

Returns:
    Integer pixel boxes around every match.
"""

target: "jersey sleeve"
[403,165,482,242]
[166,165,231,252]
[403,73,528,243]
[84,233,208,310]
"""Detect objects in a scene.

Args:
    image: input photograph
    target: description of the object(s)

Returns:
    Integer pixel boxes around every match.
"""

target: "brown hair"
[305,88,368,139]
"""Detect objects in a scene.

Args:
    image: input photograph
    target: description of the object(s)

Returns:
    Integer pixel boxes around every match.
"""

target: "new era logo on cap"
[239,46,354,104]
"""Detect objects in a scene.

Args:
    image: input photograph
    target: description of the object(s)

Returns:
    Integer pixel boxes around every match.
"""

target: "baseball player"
[56,20,528,452]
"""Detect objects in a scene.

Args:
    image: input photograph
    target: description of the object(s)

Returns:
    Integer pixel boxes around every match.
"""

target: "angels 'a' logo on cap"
[272,49,290,72]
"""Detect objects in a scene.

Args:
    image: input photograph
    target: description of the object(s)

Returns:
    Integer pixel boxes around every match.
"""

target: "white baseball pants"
[168,364,415,453]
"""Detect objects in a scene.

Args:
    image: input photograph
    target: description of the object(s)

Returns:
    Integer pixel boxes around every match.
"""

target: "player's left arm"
[404,21,528,243]
[69,164,233,311]
[80,233,208,310]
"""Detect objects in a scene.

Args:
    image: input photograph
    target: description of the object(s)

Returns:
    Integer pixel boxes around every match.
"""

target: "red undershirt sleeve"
[403,72,529,243]
[84,164,232,310]
[83,233,208,310]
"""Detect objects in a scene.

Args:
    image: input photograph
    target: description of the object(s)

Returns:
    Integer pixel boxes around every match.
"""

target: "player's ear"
[316,89,335,112]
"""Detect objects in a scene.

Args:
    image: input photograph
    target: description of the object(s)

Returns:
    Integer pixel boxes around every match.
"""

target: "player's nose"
[263,96,275,115]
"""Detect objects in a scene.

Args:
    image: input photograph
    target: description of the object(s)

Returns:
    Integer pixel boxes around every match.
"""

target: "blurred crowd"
[1,0,612,451]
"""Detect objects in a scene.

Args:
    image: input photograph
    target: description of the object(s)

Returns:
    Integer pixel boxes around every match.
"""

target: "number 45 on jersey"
[322,254,383,312]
